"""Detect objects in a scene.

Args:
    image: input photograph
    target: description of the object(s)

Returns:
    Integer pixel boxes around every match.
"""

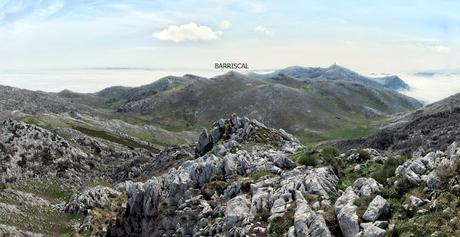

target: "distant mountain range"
[53,65,420,143]
[249,64,410,91]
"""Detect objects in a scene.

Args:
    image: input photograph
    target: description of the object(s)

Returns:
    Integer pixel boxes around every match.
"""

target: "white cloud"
[153,22,222,42]
[255,25,271,35]
[220,20,231,29]
[415,41,450,54]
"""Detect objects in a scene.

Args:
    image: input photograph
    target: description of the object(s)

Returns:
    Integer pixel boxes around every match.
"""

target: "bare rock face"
[359,224,386,237]
[65,186,121,215]
[225,195,251,227]
[352,178,383,197]
[194,114,301,158]
[337,205,360,237]
[293,191,332,237]
[362,195,389,222]
[335,178,386,237]
[0,120,89,185]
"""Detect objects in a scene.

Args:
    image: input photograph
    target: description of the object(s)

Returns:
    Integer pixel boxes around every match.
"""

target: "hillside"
[0,85,198,151]
[57,70,421,144]
[338,92,460,154]
[0,85,100,116]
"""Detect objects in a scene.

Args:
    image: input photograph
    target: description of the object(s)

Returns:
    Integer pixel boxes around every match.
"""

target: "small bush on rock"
[372,155,410,185]
[295,149,320,166]
[357,149,371,162]
[321,146,340,160]
[394,177,414,198]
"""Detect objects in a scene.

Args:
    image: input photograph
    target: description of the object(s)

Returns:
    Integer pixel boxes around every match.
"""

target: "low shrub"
[394,177,414,198]
[269,206,295,237]
[372,155,410,185]
[250,170,274,182]
[201,181,229,199]
[296,150,320,167]
[321,146,340,160]
[322,206,341,236]
[436,160,459,184]
[256,209,271,222]
[357,149,371,162]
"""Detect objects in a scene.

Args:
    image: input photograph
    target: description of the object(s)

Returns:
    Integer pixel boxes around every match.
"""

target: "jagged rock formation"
[103,116,322,236]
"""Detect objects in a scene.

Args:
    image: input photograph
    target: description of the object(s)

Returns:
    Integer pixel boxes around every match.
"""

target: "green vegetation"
[303,193,321,204]
[256,209,271,222]
[1,180,81,236]
[72,126,159,153]
[290,146,344,177]
[269,203,296,237]
[11,180,74,203]
[293,149,321,166]
[357,149,371,162]
[201,180,229,199]
[159,201,168,219]
[327,125,378,141]
[390,191,460,237]
[436,158,460,185]
[371,154,411,185]
[250,170,275,182]
[321,146,341,159]
[337,160,379,190]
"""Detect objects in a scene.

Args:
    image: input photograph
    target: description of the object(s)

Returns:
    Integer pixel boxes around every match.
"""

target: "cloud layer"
[153,22,221,42]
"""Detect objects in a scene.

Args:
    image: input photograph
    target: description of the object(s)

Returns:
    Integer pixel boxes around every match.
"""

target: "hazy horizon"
[0,65,459,104]
[1,0,459,103]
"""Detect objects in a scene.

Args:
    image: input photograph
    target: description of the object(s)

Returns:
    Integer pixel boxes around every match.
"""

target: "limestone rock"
[362,195,389,222]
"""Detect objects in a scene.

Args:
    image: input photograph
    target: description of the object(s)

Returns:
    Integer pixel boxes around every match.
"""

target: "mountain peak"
[250,65,409,91]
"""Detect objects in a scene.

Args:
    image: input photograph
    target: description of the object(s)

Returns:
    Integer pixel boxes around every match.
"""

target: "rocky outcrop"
[335,178,387,237]
[103,116,341,236]
[341,149,388,164]
[395,142,460,191]
[293,191,332,237]
[195,114,300,158]
[0,120,89,185]
[352,178,383,197]
[65,186,121,215]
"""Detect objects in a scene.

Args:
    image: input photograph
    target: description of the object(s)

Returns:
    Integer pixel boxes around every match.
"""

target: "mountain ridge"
[249,64,410,91]
[52,66,421,143]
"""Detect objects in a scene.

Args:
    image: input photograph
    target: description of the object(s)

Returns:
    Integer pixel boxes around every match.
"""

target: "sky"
[0,0,459,99]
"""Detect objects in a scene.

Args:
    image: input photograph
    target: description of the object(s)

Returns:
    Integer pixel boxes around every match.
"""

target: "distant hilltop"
[249,64,409,91]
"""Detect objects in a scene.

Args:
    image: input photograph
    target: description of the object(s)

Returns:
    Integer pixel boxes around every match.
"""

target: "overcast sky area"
[0,0,459,102]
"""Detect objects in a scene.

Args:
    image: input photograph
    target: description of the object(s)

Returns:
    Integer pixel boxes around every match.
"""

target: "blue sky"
[0,0,459,74]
